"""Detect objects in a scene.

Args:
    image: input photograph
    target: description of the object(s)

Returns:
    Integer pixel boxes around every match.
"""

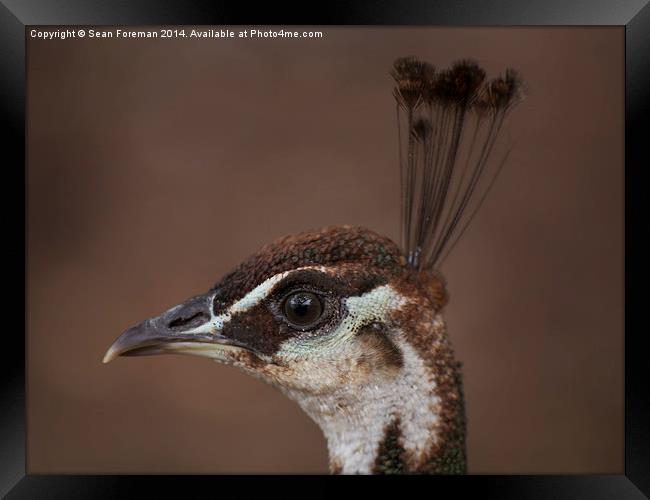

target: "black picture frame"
[4,1,648,497]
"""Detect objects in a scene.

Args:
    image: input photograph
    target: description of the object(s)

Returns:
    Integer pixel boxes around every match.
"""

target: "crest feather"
[391,57,524,269]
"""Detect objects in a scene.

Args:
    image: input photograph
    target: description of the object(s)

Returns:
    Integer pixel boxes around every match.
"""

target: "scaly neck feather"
[284,314,466,474]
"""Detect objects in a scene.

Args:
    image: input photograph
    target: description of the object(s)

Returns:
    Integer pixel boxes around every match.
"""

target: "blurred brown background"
[26,27,623,474]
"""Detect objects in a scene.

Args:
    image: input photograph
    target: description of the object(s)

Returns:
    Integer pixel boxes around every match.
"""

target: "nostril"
[168,311,209,330]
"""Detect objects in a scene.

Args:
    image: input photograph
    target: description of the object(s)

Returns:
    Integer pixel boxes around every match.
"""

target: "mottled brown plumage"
[210,226,406,314]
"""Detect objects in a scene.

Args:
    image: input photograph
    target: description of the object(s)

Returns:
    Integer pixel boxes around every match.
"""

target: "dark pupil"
[284,292,322,326]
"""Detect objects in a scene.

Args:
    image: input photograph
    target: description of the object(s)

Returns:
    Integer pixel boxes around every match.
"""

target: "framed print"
[4,0,649,497]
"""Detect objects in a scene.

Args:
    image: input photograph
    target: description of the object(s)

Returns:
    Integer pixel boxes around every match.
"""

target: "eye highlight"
[282,291,324,329]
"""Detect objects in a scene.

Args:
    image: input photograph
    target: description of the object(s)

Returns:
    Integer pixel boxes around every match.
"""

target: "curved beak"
[102,292,253,364]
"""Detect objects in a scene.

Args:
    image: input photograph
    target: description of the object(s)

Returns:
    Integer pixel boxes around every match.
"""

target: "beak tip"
[102,346,118,364]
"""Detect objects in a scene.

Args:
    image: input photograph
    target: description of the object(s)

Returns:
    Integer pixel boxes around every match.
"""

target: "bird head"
[103,225,447,397]
[102,56,523,474]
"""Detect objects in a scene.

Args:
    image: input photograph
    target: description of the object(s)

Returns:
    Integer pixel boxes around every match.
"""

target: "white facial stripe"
[228,271,291,314]
[181,266,331,335]
[342,285,405,333]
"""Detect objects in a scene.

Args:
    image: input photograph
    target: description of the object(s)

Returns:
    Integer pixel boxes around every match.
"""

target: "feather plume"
[391,57,524,270]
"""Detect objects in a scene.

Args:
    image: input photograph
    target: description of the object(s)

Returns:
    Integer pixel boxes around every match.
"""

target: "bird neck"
[286,314,467,474]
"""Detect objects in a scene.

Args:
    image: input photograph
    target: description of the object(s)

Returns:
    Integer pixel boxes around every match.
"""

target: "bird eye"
[282,292,323,328]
